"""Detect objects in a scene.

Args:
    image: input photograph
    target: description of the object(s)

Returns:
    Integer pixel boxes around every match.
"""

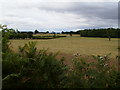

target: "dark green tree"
[34,30,39,34]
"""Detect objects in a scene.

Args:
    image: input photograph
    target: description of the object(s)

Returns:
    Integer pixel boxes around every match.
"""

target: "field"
[3,34,119,88]
[10,34,118,58]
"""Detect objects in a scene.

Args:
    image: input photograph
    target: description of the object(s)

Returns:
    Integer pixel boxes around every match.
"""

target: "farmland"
[10,34,118,58]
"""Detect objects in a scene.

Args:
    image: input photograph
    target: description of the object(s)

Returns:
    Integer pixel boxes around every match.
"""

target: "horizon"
[10,27,119,33]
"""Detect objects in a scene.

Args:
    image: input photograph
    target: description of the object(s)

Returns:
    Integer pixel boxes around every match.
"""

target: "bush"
[32,35,66,39]
[2,42,68,88]
[64,54,120,88]
[32,36,54,39]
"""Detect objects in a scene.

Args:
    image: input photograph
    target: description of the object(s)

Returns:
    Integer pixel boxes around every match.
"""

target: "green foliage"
[9,32,33,39]
[34,30,39,34]
[2,52,25,78]
[1,25,14,53]
[80,28,120,38]
[32,35,66,39]
[19,41,37,58]
[2,41,68,88]
[33,36,54,39]
[64,54,120,88]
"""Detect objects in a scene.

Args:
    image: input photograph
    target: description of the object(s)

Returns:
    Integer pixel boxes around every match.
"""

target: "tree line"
[1,24,120,39]
[2,27,33,39]
[2,27,66,39]
[79,28,120,38]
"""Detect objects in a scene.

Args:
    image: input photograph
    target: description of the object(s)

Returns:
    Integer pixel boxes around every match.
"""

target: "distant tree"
[106,28,112,41]
[61,31,64,34]
[79,28,120,38]
[27,32,33,39]
[16,29,20,33]
[70,31,73,36]
[52,31,56,38]
[46,31,49,34]
[34,30,39,34]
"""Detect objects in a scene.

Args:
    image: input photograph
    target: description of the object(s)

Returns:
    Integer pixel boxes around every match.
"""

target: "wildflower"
[104,55,107,59]
[74,53,77,56]
[100,56,103,59]
[72,59,74,61]
[73,53,81,57]
[104,64,108,67]
[104,55,107,58]
[107,71,110,73]
[73,54,76,56]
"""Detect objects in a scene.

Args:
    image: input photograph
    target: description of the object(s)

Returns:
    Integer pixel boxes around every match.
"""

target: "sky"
[0,0,119,32]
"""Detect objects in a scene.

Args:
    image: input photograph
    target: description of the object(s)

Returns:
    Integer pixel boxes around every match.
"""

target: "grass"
[10,35,118,58]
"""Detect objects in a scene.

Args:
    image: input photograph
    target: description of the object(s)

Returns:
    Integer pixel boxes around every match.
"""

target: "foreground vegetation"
[1,25,120,88]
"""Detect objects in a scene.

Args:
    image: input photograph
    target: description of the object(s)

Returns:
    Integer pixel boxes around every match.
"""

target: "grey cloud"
[37,2,118,20]
[0,1,118,31]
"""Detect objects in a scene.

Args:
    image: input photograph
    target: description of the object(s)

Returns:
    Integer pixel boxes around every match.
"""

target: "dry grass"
[10,36,118,58]
[10,35,118,67]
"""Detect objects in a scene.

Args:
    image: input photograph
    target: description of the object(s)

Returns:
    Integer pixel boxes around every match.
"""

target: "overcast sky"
[0,0,118,32]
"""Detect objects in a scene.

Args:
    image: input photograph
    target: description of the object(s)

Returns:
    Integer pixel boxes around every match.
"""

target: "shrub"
[2,41,68,88]
[64,54,119,88]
